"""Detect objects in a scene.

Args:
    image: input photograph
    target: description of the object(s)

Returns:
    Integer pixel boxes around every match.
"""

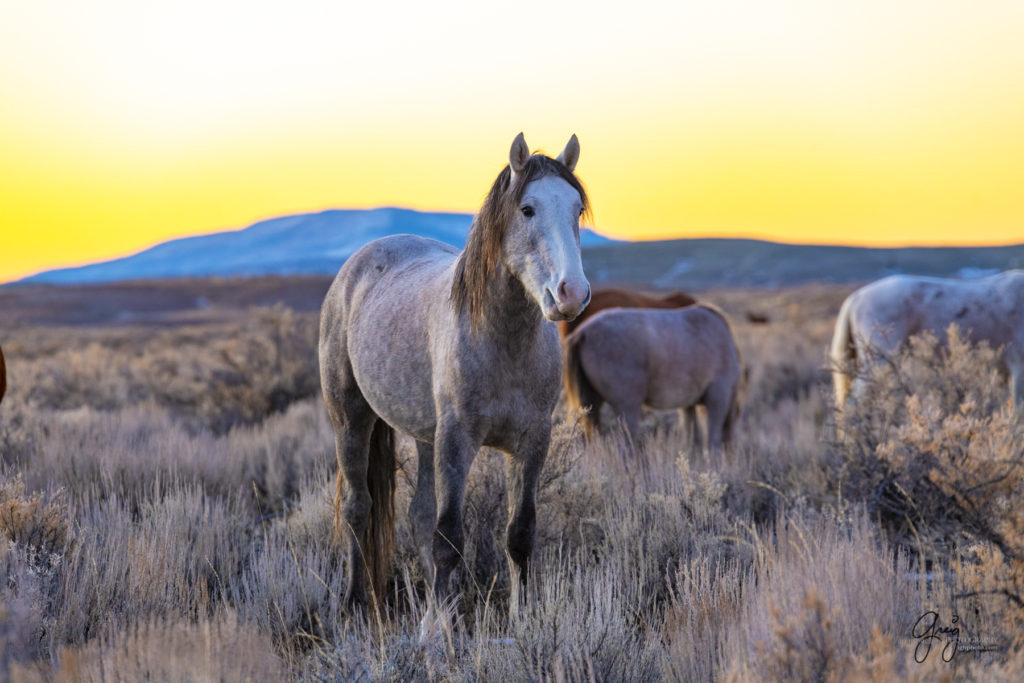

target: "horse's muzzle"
[543,280,591,321]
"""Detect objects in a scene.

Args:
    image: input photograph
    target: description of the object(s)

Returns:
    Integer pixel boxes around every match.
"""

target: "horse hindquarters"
[321,323,397,609]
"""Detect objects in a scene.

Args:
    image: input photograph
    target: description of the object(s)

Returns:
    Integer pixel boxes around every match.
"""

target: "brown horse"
[558,288,696,338]
[320,133,591,611]
[564,304,742,450]
[0,342,5,406]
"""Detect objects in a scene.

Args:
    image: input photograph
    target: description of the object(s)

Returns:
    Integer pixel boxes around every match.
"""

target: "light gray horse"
[319,133,591,610]
[830,270,1024,411]
[564,304,743,450]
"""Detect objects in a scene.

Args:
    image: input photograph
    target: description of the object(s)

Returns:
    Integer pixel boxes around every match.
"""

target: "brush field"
[1,278,1023,680]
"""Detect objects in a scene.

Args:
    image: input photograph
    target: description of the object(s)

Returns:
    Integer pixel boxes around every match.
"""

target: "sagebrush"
[1,287,1022,680]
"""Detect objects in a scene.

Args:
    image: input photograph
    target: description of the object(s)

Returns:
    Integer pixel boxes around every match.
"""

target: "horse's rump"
[559,287,696,338]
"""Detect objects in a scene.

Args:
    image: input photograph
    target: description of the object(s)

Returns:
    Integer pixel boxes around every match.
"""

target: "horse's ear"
[556,134,580,172]
[509,132,530,177]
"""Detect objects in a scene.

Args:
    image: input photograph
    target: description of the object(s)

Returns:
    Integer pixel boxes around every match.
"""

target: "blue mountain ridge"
[22,207,617,284]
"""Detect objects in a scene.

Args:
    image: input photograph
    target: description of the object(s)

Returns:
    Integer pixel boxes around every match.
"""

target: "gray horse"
[831,270,1024,411]
[564,304,743,450]
[319,133,591,610]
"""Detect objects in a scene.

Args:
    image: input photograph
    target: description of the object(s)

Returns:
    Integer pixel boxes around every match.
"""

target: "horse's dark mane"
[451,154,590,328]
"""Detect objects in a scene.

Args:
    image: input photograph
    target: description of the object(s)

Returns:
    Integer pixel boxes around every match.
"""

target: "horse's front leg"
[505,428,549,587]
[432,416,478,603]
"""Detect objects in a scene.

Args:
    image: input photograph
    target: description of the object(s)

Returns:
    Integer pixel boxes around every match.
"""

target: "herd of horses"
[316,133,1024,615]
[0,134,1019,619]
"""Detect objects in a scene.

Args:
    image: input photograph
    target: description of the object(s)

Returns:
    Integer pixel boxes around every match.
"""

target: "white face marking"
[506,175,590,321]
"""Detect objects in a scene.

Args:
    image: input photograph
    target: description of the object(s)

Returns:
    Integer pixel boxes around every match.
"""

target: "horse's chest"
[470,348,557,404]
[456,344,559,445]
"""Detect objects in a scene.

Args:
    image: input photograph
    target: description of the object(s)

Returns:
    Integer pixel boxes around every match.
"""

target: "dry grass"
[1,285,1023,680]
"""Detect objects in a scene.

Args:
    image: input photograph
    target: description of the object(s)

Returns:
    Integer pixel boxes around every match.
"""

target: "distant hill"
[20,207,617,284]
[583,238,1024,290]
[16,209,1024,290]
[6,238,1024,326]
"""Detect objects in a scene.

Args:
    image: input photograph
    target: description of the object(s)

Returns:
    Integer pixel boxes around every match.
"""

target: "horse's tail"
[564,330,601,437]
[335,419,396,605]
[0,342,6,405]
[830,294,857,410]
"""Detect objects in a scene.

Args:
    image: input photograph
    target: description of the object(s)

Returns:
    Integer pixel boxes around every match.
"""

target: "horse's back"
[846,272,1024,351]
[667,305,741,376]
[325,234,456,304]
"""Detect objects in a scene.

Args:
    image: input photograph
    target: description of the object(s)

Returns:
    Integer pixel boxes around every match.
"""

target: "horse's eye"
[578,207,584,217]
[521,206,534,218]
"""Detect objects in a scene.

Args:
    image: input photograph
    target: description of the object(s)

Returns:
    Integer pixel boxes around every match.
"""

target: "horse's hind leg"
[703,383,733,454]
[1008,353,1024,411]
[681,406,703,450]
[611,404,643,450]
[409,440,436,582]
[323,364,379,609]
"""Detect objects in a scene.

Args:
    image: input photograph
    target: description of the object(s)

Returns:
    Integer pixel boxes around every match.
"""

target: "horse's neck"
[480,264,543,340]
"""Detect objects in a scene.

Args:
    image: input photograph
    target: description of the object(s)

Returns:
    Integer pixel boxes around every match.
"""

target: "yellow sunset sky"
[2,1,1024,283]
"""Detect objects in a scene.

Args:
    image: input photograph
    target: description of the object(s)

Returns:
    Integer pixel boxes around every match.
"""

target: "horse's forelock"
[511,154,590,217]
[451,154,589,327]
